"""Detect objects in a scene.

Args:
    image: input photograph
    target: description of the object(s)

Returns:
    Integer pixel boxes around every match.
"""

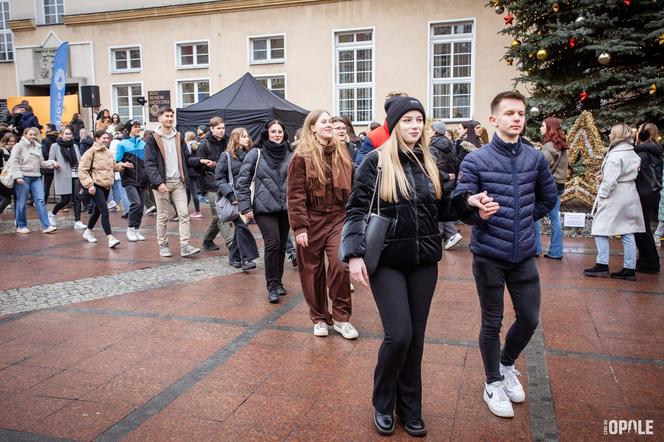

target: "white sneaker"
[42,225,57,234]
[444,232,463,250]
[47,211,56,225]
[108,235,120,248]
[484,381,514,418]
[159,244,172,257]
[74,221,87,230]
[500,364,525,403]
[654,233,662,247]
[16,227,30,234]
[144,206,156,214]
[350,282,355,292]
[82,229,97,243]
[313,322,329,337]
[135,230,146,241]
[126,227,138,242]
[107,201,119,211]
[333,320,359,339]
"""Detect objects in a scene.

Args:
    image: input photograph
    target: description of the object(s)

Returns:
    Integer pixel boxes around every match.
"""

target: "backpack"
[635,158,663,202]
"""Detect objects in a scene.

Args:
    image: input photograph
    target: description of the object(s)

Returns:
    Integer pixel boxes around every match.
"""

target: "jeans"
[110,179,130,214]
[472,255,541,384]
[369,263,438,420]
[15,176,51,229]
[124,185,145,229]
[535,186,563,258]
[52,178,82,222]
[88,185,112,235]
[594,234,636,269]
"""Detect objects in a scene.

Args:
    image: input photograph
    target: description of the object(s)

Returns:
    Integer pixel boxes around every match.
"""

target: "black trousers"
[635,194,660,271]
[42,173,54,202]
[52,178,81,221]
[187,178,200,212]
[234,215,258,262]
[369,263,438,421]
[124,185,145,229]
[255,212,290,291]
[472,255,540,384]
[87,185,112,235]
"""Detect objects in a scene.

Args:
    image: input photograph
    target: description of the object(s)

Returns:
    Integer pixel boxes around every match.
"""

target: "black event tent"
[176,73,308,142]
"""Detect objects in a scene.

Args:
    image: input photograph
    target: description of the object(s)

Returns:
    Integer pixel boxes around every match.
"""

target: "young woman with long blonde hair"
[340,97,497,436]
[288,110,356,339]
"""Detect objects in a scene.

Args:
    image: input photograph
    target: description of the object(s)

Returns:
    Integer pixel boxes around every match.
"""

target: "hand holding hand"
[467,191,500,220]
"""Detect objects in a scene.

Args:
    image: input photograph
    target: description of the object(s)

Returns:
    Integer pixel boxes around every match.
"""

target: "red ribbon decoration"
[504,13,514,25]
[569,36,576,48]
[580,91,589,101]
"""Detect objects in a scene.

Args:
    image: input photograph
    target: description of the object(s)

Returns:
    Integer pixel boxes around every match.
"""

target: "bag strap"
[251,148,261,186]
[225,151,234,188]
[550,149,564,175]
[368,165,382,215]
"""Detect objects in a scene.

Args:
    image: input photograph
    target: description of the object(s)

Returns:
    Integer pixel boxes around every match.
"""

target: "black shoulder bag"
[363,165,392,275]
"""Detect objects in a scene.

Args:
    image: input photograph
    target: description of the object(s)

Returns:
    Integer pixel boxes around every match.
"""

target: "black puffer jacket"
[340,149,476,269]
[215,149,248,203]
[635,141,663,209]
[197,133,228,192]
[236,144,292,215]
[429,135,458,193]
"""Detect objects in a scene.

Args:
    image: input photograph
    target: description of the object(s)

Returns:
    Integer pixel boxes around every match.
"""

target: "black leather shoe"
[610,268,636,281]
[636,265,660,274]
[583,263,609,277]
[373,411,395,435]
[403,418,427,437]
[241,260,256,271]
[268,290,279,304]
[544,254,563,260]
[203,240,220,250]
[275,284,286,296]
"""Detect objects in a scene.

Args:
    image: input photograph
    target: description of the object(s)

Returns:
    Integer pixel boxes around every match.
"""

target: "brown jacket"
[78,143,123,189]
[541,141,568,185]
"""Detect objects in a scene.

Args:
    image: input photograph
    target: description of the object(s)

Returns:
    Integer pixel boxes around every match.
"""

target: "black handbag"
[363,165,392,275]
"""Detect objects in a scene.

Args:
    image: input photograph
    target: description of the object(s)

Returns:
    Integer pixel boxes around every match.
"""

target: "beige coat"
[540,141,568,185]
[591,142,645,236]
[78,143,123,189]
[9,136,55,179]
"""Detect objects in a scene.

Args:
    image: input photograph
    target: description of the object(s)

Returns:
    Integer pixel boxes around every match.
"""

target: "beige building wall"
[5,0,517,131]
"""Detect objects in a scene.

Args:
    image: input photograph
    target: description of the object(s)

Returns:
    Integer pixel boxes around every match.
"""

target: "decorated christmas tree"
[487,0,664,140]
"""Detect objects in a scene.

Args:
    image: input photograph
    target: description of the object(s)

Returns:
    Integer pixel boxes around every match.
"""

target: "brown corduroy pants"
[296,209,352,325]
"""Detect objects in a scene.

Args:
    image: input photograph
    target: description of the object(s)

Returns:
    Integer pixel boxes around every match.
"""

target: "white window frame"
[0,0,12,62]
[108,44,142,74]
[255,74,287,99]
[36,0,64,25]
[176,77,211,108]
[427,19,476,122]
[332,27,375,126]
[110,81,145,123]
[247,34,286,65]
[175,39,210,70]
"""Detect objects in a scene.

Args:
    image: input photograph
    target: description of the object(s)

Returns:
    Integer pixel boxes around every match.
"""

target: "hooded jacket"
[454,134,558,263]
[144,127,198,188]
[116,136,149,187]
[19,111,42,132]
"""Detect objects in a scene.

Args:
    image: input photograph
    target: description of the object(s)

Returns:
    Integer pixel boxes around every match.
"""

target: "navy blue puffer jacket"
[454,134,557,263]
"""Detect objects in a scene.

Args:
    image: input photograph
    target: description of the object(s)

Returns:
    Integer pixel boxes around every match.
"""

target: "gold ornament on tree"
[552,2,560,12]
[598,52,611,65]
[536,48,549,60]
[649,84,657,95]
[511,39,521,48]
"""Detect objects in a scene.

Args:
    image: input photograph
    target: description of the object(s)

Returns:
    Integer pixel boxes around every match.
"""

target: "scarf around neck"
[303,137,352,202]
[57,137,78,168]
[262,139,288,168]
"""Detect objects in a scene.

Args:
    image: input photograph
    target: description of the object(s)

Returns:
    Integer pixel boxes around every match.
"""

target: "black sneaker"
[583,263,609,277]
[275,284,286,296]
[268,290,279,303]
[403,418,427,437]
[241,260,256,271]
[202,240,220,250]
[229,259,242,269]
[610,268,636,281]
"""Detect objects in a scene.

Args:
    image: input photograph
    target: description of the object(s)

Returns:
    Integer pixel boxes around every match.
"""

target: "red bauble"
[624,0,631,5]
[504,13,514,25]
[569,36,576,48]
[580,91,589,101]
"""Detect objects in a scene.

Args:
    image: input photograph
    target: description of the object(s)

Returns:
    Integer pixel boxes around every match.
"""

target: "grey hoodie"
[155,126,179,180]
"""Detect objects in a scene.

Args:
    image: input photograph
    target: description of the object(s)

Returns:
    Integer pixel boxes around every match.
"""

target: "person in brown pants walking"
[287,109,358,339]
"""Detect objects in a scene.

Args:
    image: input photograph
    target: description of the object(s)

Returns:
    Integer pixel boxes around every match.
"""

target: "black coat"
[196,133,228,192]
[635,141,663,209]
[79,137,94,155]
[346,140,360,164]
[144,132,199,189]
[429,135,458,193]
[340,149,475,269]
[20,111,42,132]
[215,149,247,203]
[236,145,292,215]
[41,134,58,175]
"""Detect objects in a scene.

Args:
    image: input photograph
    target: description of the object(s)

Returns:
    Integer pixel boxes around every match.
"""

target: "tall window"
[0,1,12,62]
[249,35,285,64]
[43,0,64,25]
[176,41,209,69]
[335,29,373,124]
[256,75,285,98]
[110,46,141,73]
[113,84,143,123]
[178,79,210,107]
[430,21,474,120]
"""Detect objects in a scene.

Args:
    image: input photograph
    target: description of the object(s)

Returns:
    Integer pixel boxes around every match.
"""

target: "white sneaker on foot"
[42,225,57,234]
[74,221,87,230]
[82,229,97,243]
[500,363,525,403]
[16,227,30,234]
[107,201,119,211]
[654,233,662,247]
[47,211,56,225]
[484,381,514,418]
[333,320,359,339]
[126,227,138,242]
[313,322,328,337]
[350,282,355,292]
[135,230,146,241]
[181,243,201,257]
[159,244,172,257]
[108,235,120,248]
[444,232,463,250]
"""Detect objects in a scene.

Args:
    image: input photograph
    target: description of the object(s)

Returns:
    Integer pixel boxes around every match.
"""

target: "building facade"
[0,0,518,130]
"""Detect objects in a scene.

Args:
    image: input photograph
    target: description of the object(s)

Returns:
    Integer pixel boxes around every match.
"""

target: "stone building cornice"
[8,19,36,32]
[63,0,348,27]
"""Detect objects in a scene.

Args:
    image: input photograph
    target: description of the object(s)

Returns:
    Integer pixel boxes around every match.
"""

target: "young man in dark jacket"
[454,90,557,419]
[144,107,211,258]
[116,120,148,242]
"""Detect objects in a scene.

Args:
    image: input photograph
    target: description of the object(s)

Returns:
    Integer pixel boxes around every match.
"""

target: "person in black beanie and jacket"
[236,119,293,303]
[341,96,497,437]
[41,124,58,202]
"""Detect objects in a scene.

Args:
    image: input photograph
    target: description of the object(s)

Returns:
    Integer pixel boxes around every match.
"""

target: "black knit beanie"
[385,97,426,133]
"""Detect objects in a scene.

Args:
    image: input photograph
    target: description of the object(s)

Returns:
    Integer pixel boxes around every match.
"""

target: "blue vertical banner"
[49,41,69,130]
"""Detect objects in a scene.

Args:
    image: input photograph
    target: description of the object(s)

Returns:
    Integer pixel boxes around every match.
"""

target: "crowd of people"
[0,92,662,437]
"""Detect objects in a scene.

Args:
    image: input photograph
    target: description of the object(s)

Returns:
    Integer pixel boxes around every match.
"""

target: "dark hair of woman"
[542,117,567,151]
